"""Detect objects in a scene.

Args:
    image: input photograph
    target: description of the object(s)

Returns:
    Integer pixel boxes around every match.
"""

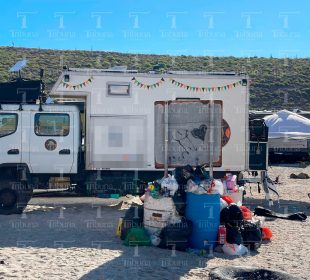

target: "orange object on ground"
[221,195,234,204]
[261,227,273,240]
[240,206,253,220]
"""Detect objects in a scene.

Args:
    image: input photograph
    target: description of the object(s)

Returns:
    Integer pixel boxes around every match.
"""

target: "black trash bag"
[193,165,209,181]
[159,218,193,251]
[172,191,187,216]
[220,204,244,226]
[240,220,262,250]
[174,165,194,186]
[120,204,144,240]
[225,222,243,245]
[254,206,307,221]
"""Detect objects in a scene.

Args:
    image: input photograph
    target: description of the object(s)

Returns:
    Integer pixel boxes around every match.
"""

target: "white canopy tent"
[264,110,310,156]
[264,110,310,138]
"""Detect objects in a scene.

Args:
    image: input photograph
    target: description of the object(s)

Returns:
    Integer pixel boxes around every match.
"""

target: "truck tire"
[0,180,33,215]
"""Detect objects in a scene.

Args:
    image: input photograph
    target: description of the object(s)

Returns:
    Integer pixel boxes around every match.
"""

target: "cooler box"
[185,193,220,249]
[143,193,180,234]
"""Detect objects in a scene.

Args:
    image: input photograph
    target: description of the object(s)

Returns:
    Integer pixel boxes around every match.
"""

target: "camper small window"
[107,82,131,96]
[0,113,18,138]
[35,113,70,136]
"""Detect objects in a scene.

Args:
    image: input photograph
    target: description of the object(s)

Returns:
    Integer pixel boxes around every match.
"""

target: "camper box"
[50,68,255,174]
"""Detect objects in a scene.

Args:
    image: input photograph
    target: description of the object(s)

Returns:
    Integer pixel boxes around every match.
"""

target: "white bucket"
[143,193,180,234]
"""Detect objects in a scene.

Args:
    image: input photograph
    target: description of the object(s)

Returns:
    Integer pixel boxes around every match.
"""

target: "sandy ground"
[0,166,310,280]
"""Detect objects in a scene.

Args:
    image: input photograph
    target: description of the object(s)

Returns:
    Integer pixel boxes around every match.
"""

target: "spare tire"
[209,266,302,280]
[0,180,33,215]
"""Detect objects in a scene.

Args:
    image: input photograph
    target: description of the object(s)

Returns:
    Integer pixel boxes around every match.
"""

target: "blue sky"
[0,0,309,57]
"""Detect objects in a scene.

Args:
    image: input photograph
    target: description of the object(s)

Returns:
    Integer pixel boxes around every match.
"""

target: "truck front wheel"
[0,180,33,215]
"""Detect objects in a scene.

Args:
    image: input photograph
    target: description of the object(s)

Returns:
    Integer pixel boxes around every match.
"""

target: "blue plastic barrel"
[186,193,220,249]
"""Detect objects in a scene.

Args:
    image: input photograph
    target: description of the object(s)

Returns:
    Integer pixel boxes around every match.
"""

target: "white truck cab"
[0,104,80,174]
[0,103,80,214]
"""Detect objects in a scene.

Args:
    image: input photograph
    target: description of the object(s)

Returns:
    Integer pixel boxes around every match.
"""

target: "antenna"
[40,69,44,80]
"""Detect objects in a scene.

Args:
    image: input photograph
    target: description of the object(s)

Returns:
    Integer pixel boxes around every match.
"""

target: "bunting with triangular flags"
[168,78,242,92]
[131,77,165,89]
[62,76,94,90]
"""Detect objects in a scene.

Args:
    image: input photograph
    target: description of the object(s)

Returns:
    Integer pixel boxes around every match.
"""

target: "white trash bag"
[161,175,179,196]
[209,179,224,195]
[186,179,199,193]
[222,243,248,256]
[220,198,228,211]
[150,233,161,246]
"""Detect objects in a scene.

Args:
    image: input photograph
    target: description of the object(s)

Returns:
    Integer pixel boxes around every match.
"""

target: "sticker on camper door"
[222,119,231,147]
[45,139,57,151]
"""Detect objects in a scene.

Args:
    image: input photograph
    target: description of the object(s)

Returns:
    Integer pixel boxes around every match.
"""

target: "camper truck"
[0,64,268,214]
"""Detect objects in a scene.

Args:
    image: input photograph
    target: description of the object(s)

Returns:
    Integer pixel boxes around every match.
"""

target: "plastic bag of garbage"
[123,227,151,246]
[197,185,208,194]
[186,179,199,193]
[220,198,228,211]
[240,220,262,250]
[150,232,161,246]
[161,175,179,196]
[174,165,194,185]
[209,179,224,195]
[225,174,238,192]
[222,243,248,256]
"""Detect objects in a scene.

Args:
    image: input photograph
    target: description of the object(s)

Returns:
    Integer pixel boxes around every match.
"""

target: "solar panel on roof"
[9,60,27,72]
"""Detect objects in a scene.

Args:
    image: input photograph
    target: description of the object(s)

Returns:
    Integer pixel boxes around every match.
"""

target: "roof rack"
[167,71,237,76]
[68,67,138,73]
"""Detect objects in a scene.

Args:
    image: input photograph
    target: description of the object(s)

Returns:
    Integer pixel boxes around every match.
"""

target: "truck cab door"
[29,112,74,174]
[0,112,21,165]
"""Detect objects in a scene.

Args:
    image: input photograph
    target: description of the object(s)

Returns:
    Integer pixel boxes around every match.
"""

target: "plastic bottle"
[218,225,226,245]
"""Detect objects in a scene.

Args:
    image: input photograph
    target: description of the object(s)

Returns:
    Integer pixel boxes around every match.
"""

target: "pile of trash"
[117,165,273,256]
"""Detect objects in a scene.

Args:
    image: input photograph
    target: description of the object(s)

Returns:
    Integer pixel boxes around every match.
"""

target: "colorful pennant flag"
[132,77,165,89]
[62,76,94,90]
[169,78,242,92]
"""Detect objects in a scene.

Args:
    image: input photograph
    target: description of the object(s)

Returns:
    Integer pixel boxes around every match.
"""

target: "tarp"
[264,110,310,139]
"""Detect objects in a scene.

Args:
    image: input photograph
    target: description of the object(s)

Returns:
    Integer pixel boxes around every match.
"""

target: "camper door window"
[107,82,131,96]
[34,113,70,136]
[0,113,18,138]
